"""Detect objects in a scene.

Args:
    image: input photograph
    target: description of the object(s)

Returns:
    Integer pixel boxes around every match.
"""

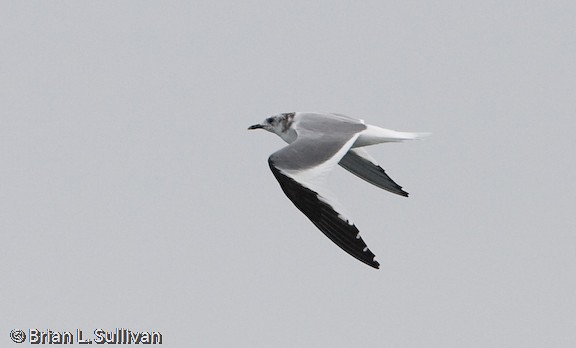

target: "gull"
[248,112,428,269]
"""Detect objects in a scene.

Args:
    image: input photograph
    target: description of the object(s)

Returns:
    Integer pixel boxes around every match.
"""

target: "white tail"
[352,125,430,148]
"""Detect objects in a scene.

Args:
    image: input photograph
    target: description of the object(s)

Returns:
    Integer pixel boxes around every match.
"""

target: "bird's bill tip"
[248,124,264,130]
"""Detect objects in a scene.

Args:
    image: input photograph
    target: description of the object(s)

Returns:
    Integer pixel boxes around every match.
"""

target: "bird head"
[248,113,295,136]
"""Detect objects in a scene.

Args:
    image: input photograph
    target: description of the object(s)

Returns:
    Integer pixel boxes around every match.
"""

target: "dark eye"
[266,117,274,123]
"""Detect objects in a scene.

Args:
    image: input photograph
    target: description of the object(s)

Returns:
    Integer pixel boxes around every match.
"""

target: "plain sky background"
[1,1,575,347]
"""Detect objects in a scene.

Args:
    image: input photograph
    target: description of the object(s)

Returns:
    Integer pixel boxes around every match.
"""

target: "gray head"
[248,112,295,135]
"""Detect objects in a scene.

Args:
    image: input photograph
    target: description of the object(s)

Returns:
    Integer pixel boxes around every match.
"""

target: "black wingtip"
[269,158,381,269]
[339,151,410,198]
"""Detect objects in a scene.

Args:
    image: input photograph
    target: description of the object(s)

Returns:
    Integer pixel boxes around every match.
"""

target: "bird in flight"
[248,112,428,269]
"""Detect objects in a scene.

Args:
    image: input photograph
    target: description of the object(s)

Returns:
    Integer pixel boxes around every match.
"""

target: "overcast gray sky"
[1,1,575,347]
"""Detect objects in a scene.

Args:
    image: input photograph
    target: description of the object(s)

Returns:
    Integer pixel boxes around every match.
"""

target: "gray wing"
[294,112,365,133]
[268,121,380,269]
[339,148,409,197]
